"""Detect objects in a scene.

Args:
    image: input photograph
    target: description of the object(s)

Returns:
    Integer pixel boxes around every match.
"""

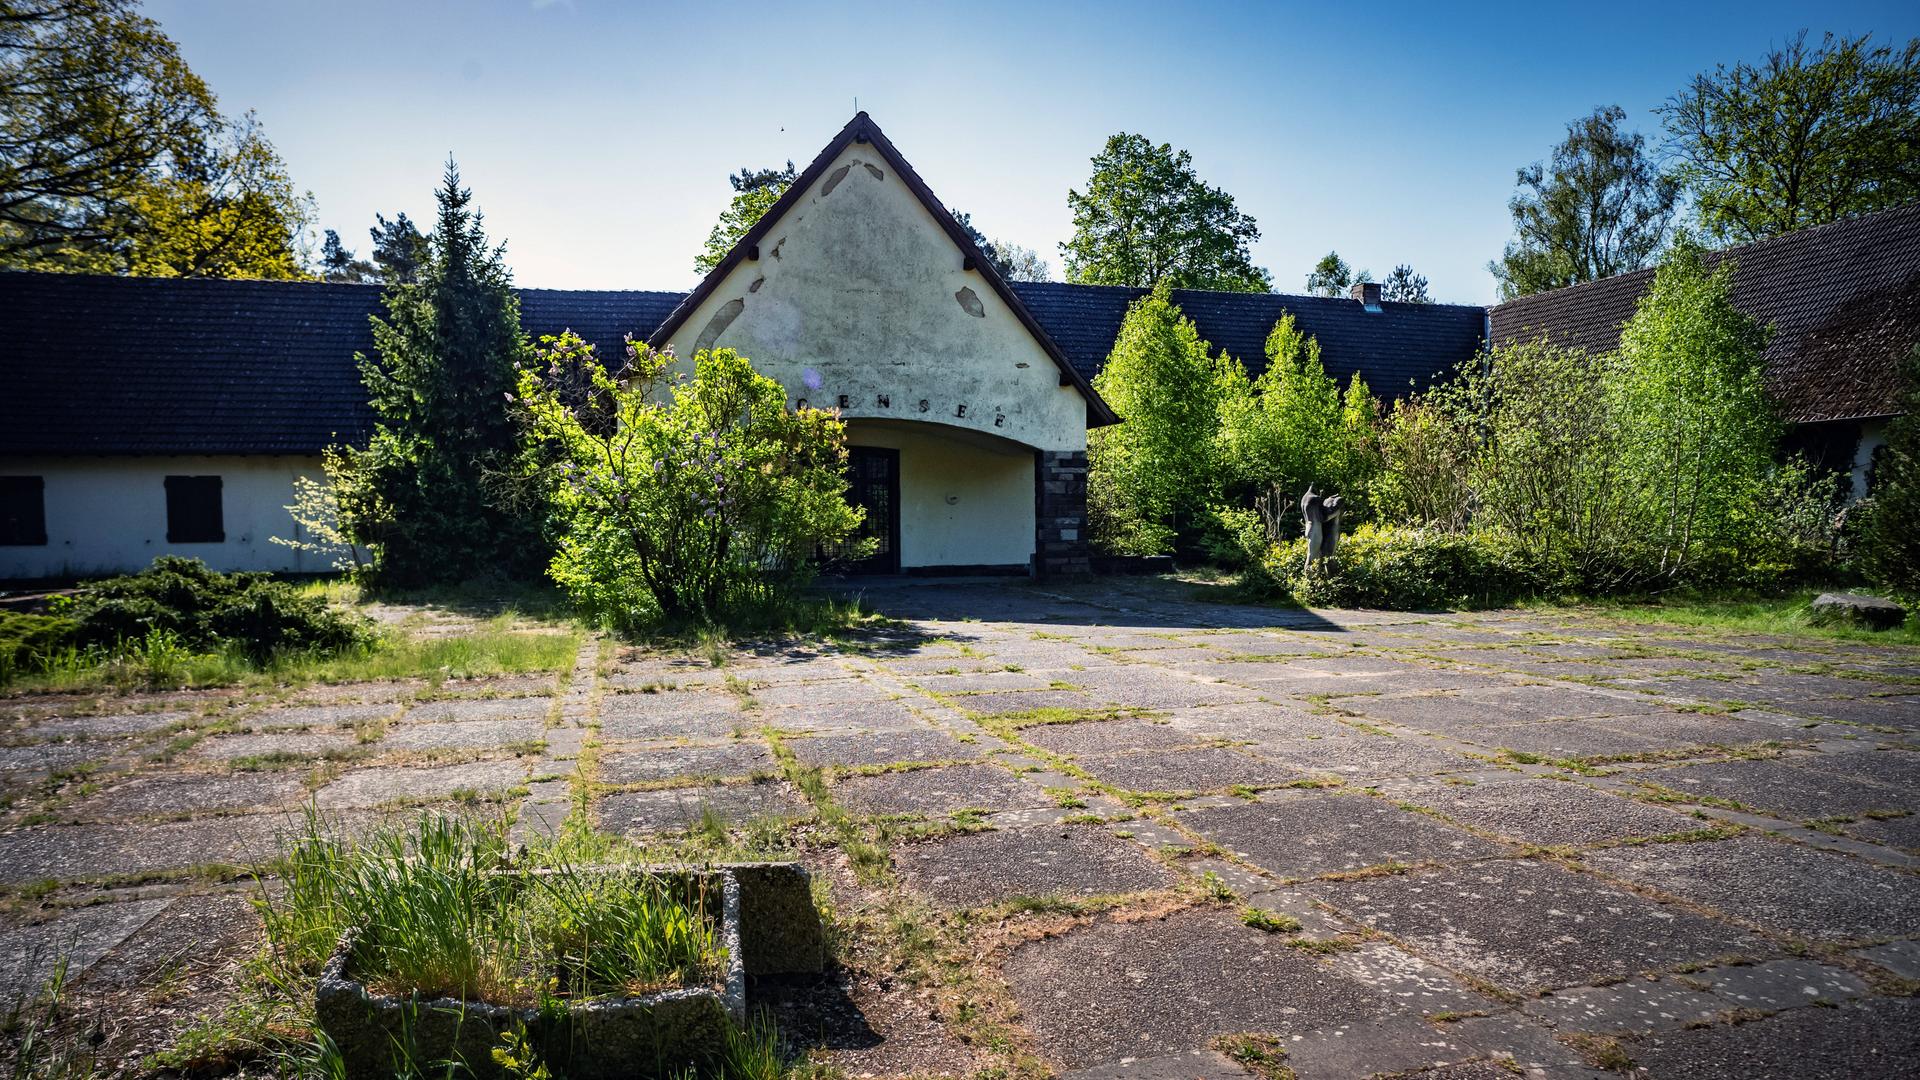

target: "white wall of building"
[1850,418,1889,501]
[1,455,328,579]
[657,141,1090,456]
[846,421,1034,570]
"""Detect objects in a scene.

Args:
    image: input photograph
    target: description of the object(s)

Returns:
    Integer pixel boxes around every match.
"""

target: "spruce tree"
[338,161,539,586]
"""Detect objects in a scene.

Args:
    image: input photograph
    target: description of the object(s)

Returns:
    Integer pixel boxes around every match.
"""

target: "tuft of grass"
[1241,907,1302,934]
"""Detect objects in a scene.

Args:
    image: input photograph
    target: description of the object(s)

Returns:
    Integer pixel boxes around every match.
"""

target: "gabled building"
[0,114,1485,581]
[1489,204,1920,499]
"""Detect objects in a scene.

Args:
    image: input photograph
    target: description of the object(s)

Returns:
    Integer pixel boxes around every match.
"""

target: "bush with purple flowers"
[515,333,866,630]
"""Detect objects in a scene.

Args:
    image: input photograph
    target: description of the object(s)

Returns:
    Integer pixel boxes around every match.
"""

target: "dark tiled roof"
[0,271,1487,456]
[1488,204,1920,424]
[1010,281,1487,395]
[0,273,682,455]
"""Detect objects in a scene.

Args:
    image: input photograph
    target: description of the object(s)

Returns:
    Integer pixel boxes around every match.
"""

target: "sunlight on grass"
[1537,591,1919,646]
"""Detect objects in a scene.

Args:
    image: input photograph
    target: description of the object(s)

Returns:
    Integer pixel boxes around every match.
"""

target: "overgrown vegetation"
[1098,239,1894,616]
[265,813,723,1003]
[516,333,864,633]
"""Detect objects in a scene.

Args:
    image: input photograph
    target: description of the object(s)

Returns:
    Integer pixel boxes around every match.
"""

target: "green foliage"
[1370,399,1474,532]
[0,4,312,280]
[1088,284,1226,553]
[1380,264,1431,303]
[1269,524,1546,610]
[336,161,544,587]
[0,611,75,683]
[1661,31,1920,243]
[1304,251,1368,297]
[1490,106,1678,300]
[1215,313,1379,515]
[120,111,313,280]
[1063,133,1271,292]
[1857,345,1920,599]
[516,333,862,631]
[52,556,371,661]
[261,811,724,1003]
[1612,239,1777,578]
[695,183,784,275]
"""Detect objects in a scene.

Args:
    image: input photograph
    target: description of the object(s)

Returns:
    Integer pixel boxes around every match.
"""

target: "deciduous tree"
[1305,251,1369,297]
[122,112,312,279]
[1489,106,1678,300]
[1063,134,1270,292]
[1662,32,1920,243]
[1088,283,1226,553]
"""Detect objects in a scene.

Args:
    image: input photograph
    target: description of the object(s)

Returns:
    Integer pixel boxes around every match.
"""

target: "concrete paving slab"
[768,698,932,733]
[786,729,985,767]
[1077,747,1306,795]
[1002,907,1395,1070]
[1522,978,1724,1032]
[0,898,171,1000]
[0,814,293,882]
[1021,718,1208,757]
[834,763,1050,816]
[189,730,361,764]
[21,711,192,739]
[893,824,1175,907]
[1393,777,1711,847]
[1249,730,1481,781]
[599,742,778,784]
[1696,958,1868,1010]
[313,759,527,809]
[405,696,553,723]
[595,781,809,836]
[384,717,547,750]
[1584,835,1920,943]
[1622,996,1919,1079]
[63,769,308,822]
[1630,757,1914,821]
[1179,795,1502,879]
[1306,858,1765,993]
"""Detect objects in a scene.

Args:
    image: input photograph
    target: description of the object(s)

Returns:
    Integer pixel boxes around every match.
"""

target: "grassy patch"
[1533,591,1920,646]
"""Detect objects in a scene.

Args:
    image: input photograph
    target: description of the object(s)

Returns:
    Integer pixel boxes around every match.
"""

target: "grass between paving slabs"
[1532,591,1920,646]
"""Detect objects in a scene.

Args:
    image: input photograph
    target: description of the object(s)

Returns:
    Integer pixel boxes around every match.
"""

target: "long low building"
[1489,204,1920,499]
[0,114,1486,581]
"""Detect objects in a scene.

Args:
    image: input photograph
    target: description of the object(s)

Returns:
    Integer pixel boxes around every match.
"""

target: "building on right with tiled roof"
[1488,203,1920,500]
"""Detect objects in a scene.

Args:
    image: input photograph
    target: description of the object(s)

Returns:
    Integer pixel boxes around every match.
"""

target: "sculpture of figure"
[1300,486,1326,574]
[1300,486,1343,573]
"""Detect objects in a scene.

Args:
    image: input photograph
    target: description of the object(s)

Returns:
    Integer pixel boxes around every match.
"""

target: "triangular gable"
[648,112,1118,427]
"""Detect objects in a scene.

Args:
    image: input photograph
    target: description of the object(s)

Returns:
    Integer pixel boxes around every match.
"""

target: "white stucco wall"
[1,455,329,579]
[845,421,1035,570]
[658,141,1089,455]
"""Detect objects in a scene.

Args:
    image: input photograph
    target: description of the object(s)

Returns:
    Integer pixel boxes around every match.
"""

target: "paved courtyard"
[2,577,1917,1078]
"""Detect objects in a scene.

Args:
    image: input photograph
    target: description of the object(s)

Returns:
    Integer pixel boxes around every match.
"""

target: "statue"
[1300,486,1344,573]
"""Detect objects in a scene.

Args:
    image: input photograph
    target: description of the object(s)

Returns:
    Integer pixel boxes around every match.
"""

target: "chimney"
[1350,281,1382,311]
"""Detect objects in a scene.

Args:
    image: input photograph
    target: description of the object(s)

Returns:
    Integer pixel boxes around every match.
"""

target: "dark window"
[165,475,224,543]
[0,476,47,546]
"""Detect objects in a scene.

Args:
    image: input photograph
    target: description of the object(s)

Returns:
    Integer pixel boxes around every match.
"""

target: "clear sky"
[147,0,1919,305]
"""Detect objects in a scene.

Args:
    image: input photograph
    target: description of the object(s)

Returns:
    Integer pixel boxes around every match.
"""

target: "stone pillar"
[1034,450,1091,576]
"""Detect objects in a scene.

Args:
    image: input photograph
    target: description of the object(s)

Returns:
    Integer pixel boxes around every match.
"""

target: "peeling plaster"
[821,165,852,196]
[954,287,985,318]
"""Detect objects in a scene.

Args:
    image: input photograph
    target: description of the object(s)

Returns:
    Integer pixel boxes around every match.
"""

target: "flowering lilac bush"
[515,334,864,630]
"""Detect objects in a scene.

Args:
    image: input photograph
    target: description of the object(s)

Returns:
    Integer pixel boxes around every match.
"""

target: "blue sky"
[148,0,1919,304]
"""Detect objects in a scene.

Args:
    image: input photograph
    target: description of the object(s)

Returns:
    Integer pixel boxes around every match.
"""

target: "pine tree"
[336,161,540,586]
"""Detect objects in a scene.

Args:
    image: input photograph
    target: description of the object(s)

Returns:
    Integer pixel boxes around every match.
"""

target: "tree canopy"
[1305,251,1369,297]
[1380,264,1431,303]
[1662,31,1920,244]
[1063,133,1271,292]
[1490,106,1678,300]
[694,161,797,275]
[1,1,311,277]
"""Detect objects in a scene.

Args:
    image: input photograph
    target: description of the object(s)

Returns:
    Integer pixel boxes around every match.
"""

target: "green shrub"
[517,334,863,631]
[1267,524,1546,610]
[1857,345,1920,600]
[59,556,371,661]
[0,611,76,682]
